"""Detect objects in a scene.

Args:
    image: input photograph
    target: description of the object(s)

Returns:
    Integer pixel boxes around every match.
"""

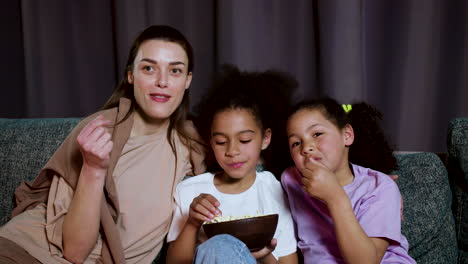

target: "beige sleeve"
[45,175,102,258]
[45,175,72,256]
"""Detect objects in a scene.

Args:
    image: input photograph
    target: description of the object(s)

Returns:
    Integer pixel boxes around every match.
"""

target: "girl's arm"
[166,194,221,264]
[299,158,389,264]
[167,222,200,264]
[278,252,299,264]
[328,192,389,264]
[62,116,113,263]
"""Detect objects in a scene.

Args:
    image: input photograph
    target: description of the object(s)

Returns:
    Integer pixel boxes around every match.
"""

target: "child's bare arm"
[328,195,389,264]
[300,158,389,264]
[278,252,299,264]
[166,194,221,264]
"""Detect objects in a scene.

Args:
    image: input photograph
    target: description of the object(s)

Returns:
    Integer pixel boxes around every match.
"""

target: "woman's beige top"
[0,99,206,263]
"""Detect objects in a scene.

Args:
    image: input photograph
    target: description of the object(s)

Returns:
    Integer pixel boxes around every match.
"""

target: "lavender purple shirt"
[281,163,416,264]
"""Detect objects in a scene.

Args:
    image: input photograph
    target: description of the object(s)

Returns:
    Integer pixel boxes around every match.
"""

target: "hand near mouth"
[298,157,345,205]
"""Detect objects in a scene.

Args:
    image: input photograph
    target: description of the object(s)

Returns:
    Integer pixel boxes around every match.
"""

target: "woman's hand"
[77,115,113,173]
[297,157,344,204]
[188,193,221,227]
[252,238,278,263]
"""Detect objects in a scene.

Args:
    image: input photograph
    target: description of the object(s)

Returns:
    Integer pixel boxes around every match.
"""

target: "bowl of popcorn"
[202,214,279,252]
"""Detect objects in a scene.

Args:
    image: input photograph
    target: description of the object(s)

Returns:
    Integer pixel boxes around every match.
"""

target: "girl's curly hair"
[193,65,298,177]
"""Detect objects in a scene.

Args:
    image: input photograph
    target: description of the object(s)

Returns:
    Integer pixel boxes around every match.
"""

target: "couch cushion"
[0,118,81,225]
[448,117,468,182]
[447,117,468,259]
[393,152,458,263]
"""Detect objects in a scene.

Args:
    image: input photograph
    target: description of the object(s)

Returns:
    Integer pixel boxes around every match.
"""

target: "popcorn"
[204,212,263,224]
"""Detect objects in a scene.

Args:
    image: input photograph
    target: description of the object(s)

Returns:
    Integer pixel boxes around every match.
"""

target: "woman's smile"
[150,93,171,102]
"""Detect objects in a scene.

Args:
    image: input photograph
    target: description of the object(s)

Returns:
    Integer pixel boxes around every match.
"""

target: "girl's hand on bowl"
[188,193,222,227]
[251,238,278,263]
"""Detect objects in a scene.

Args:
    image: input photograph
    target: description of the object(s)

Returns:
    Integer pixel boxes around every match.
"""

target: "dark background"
[2,0,467,152]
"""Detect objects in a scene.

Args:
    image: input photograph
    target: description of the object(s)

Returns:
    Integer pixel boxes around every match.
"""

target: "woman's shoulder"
[176,120,206,149]
[182,120,198,136]
[174,120,207,175]
[179,120,205,145]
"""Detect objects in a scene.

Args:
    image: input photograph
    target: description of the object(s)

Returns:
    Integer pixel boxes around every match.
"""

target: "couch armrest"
[447,118,468,258]
[393,152,458,263]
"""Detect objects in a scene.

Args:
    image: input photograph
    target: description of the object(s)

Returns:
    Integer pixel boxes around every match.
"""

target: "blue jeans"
[193,234,256,264]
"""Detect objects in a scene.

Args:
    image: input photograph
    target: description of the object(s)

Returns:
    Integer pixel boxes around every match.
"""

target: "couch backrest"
[394,152,458,263]
[447,117,468,258]
[0,117,462,263]
[448,117,468,183]
[0,118,81,225]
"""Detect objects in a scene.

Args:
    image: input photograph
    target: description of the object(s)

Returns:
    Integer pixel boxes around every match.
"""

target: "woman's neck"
[213,171,257,194]
[131,109,169,137]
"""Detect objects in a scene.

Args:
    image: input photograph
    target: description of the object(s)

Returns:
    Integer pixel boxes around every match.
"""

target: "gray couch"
[0,117,467,263]
[449,118,468,263]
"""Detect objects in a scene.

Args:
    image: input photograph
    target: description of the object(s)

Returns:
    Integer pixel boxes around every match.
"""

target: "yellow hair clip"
[342,104,352,113]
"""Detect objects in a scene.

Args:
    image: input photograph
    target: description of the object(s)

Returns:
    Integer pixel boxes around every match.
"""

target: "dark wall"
[2,1,26,118]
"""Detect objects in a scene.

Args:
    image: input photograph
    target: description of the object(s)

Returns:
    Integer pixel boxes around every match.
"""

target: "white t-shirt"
[167,171,297,259]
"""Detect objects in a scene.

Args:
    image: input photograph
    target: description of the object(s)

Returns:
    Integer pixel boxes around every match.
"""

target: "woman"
[0,25,206,264]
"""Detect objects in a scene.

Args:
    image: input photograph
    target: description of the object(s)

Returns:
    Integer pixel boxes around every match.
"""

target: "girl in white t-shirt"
[166,65,298,264]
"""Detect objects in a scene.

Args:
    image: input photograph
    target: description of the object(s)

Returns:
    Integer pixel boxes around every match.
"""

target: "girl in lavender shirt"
[281,98,416,264]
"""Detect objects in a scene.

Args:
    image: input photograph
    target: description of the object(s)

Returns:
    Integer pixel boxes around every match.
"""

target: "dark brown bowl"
[202,214,279,252]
